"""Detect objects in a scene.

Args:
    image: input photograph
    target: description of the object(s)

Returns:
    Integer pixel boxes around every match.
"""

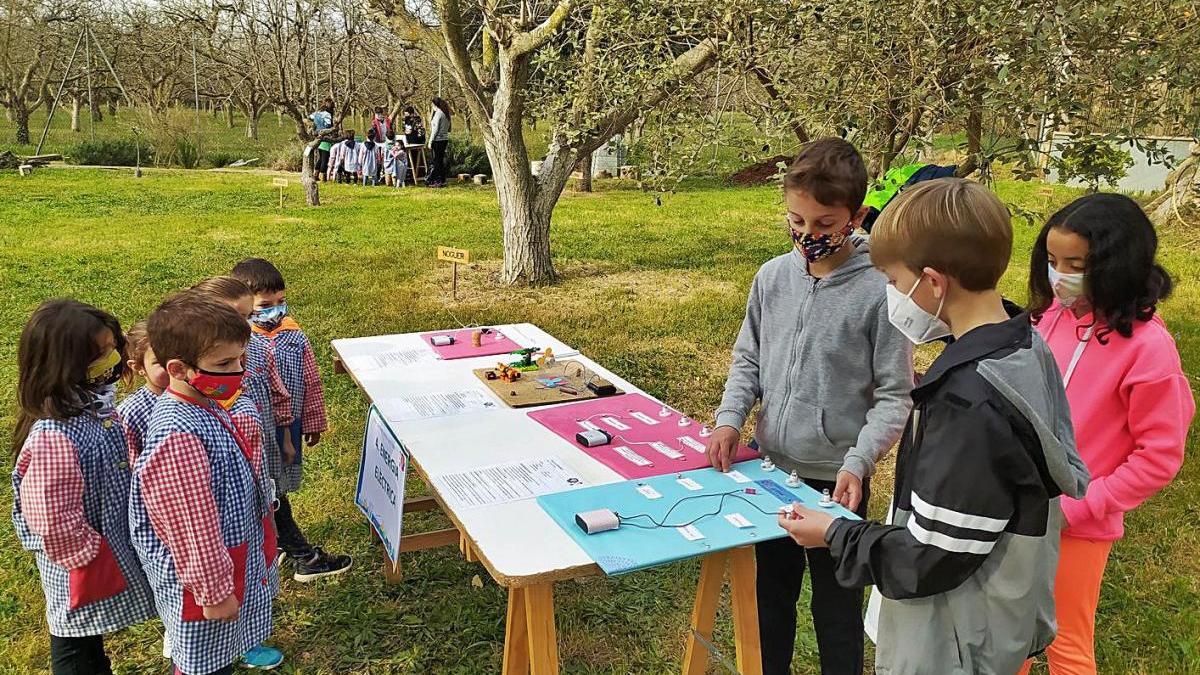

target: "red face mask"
[188,367,245,401]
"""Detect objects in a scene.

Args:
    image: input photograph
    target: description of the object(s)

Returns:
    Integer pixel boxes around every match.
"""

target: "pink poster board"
[527,393,759,479]
[419,328,524,360]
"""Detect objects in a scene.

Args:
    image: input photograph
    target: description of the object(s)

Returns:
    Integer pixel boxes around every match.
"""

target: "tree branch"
[509,0,575,56]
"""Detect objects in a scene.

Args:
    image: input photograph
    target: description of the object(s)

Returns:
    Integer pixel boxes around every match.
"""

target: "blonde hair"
[190,275,253,302]
[870,178,1012,291]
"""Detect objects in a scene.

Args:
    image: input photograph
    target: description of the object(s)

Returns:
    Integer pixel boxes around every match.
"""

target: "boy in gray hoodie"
[706,138,914,675]
[780,178,1090,674]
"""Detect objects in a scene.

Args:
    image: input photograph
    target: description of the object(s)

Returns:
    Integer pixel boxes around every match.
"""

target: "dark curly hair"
[1029,193,1173,343]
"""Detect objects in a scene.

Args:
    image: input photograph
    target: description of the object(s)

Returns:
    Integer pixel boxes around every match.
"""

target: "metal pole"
[34,30,85,156]
[87,27,133,106]
[85,32,95,141]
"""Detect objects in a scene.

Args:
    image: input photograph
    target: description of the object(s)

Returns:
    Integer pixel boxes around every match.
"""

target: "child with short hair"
[384,131,408,188]
[706,138,913,674]
[129,294,278,675]
[327,130,359,184]
[191,275,296,670]
[231,258,352,581]
[358,128,384,186]
[780,178,1091,674]
[1019,193,1194,674]
[12,299,156,673]
[119,320,169,461]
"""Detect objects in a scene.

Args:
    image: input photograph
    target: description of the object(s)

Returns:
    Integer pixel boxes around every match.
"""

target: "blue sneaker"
[241,645,284,670]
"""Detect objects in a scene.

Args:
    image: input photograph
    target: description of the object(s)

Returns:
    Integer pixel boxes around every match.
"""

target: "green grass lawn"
[0,168,1196,673]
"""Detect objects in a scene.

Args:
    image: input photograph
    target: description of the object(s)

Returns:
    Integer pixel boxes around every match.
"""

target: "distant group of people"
[307,97,453,188]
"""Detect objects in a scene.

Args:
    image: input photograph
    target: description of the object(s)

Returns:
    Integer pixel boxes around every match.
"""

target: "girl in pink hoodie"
[1021,193,1195,675]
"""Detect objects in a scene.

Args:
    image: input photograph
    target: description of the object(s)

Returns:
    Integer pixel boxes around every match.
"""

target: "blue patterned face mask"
[251,304,288,327]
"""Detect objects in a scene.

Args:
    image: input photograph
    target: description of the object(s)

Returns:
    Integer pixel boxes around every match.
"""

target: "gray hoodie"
[715,242,914,481]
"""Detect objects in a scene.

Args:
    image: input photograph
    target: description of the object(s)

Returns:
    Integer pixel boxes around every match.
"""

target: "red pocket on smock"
[181,542,248,622]
[68,538,128,610]
[262,514,278,569]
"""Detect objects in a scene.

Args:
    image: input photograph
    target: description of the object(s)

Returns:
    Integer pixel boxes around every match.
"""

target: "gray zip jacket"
[715,242,913,481]
[826,313,1091,674]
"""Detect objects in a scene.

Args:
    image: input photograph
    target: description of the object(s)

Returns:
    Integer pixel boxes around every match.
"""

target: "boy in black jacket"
[779,178,1090,674]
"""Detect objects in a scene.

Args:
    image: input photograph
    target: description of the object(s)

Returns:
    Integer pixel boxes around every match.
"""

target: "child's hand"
[304,432,321,447]
[704,426,741,472]
[833,470,863,511]
[281,436,297,465]
[777,502,835,548]
[203,593,240,622]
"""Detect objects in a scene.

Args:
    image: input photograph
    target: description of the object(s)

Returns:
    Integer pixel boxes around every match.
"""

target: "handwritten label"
[272,177,288,187]
[577,420,601,432]
[614,446,653,466]
[726,470,751,484]
[629,411,660,426]
[678,436,706,452]
[677,525,705,541]
[677,477,703,491]
[649,441,684,460]
[600,416,631,431]
[636,484,663,499]
[436,246,471,264]
[725,513,754,528]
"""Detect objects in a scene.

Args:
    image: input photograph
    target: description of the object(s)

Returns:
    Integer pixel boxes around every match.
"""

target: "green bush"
[67,139,151,166]
[173,139,200,169]
[206,151,238,168]
[1053,138,1135,193]
[268,142,306,172]
[447,138,490,176]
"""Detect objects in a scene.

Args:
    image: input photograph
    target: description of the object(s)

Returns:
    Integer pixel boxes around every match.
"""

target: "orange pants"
[1020,535,1113,675]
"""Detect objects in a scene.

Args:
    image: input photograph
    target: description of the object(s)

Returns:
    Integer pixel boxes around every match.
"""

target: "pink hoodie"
[1036,302,1195,540]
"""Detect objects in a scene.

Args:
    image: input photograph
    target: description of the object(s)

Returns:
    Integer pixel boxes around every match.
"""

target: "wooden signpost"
[273,177,288,208]
[437,246,470,300]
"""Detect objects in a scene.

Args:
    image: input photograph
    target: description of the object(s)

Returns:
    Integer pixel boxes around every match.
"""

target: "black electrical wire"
[616,491,780,530]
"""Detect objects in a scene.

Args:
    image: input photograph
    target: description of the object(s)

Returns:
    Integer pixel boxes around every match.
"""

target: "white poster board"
[355,405,409,565]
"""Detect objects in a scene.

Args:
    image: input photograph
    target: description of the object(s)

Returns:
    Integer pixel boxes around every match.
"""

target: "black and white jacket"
[826,313,1090,675]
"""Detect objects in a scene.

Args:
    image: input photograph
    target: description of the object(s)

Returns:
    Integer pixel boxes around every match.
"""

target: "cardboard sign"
[355,405,409,565]
[272,177,288,187]
[437,246,470,264]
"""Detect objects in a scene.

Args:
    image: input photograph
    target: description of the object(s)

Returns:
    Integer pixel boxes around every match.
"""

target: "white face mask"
[1047,263,1086,308]
[886,276,952,344]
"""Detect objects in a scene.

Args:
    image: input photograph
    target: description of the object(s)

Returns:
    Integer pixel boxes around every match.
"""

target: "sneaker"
[293,547,353,582]
[241,645,284,670]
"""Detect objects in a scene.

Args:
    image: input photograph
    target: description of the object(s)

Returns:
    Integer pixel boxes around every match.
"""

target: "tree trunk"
[486,132,565,284]
[71,97,81,132]
[301,140,321,206]
[577,152,593,192]
[225,103,234,128]
[1146,146,1199,224]
[247,115,259,139]
[14,107,31,145]
[107,97,117,118]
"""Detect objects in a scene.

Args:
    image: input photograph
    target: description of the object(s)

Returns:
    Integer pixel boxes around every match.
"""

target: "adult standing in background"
[427,97,452,188]
[310,98,335,181]
[371,107,393,146]
[403,106,426,146]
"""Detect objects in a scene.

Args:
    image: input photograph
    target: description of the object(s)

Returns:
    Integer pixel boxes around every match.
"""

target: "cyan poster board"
[537,460,859,574]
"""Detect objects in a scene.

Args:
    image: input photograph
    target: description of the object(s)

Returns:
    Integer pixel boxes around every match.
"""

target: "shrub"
[268,142,306,172]
[1054,138,1135,193]
[206,151,238,168]
[447,138,490,176]
[67,139,151,166]
[174,138,200,169]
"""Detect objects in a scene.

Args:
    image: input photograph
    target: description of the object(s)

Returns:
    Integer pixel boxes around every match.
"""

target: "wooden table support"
[682,546,762,675]
[503,583,560,675]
